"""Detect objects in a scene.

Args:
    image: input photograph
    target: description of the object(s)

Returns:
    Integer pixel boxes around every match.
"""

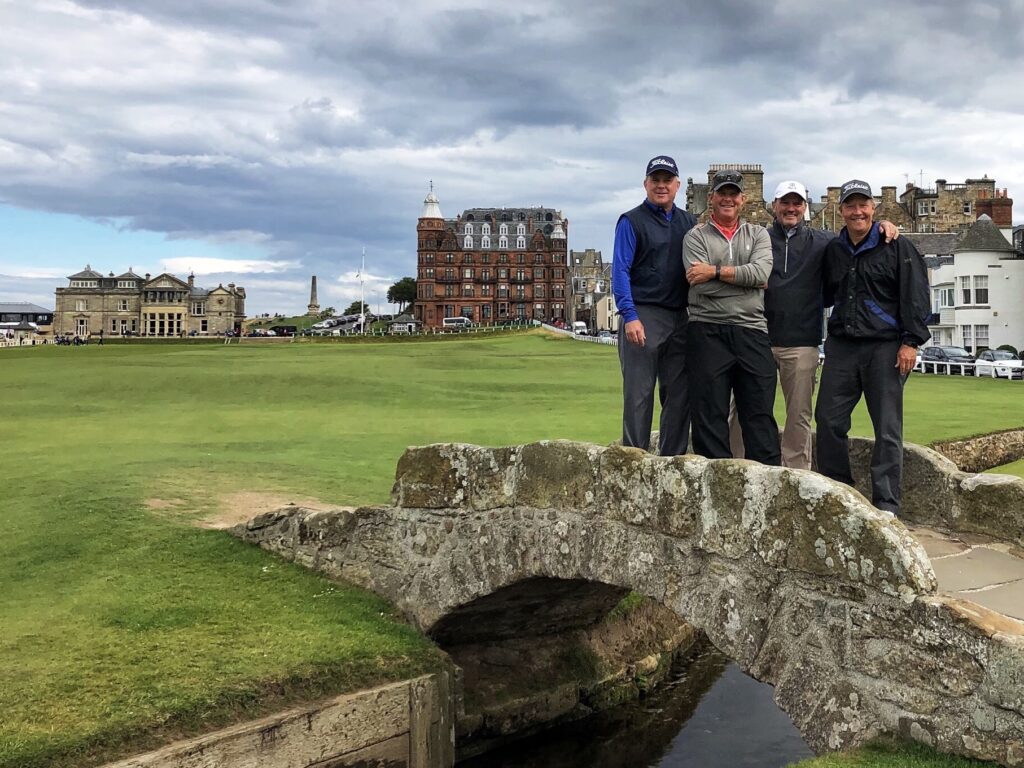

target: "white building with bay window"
[927,215,1024,353]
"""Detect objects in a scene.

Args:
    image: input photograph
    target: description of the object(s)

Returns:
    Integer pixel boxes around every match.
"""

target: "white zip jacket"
[682,220,773,332]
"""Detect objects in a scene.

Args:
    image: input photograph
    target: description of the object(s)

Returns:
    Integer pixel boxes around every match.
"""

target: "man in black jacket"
[761,181,836,469]
[815,180,931,515]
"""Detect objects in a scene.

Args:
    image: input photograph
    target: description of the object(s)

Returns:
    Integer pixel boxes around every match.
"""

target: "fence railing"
[913,359,1024,381]
[540,323,617,345]
[1,337,53,348]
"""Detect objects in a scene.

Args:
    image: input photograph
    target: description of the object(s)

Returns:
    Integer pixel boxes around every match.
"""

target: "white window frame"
[973,275,989,305]
[975,324,989,350]
[959,276,972,305]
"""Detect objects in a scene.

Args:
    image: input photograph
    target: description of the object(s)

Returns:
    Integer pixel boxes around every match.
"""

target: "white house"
[927,215,1024,352]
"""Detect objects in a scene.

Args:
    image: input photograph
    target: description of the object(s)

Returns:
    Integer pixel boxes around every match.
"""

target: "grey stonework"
[102,673,454,768]
[646,429,1024,547]
[932,428,1024,475]
[232,440,1024,766]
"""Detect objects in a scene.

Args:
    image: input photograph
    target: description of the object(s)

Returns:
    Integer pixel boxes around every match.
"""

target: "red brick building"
[414,188,569,328]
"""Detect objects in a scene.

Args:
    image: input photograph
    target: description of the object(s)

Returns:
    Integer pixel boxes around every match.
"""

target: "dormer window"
[464,223,474,235]
[481,235,491,248]
[516,236,526,249]
[464,235,473,248]
[499,236,508,248]
[516,223,526,236]
[481,223,490,235]
[499,224,508,235]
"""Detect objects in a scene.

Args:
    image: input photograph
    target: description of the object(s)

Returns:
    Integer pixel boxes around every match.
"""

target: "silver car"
[974,349,1024,379]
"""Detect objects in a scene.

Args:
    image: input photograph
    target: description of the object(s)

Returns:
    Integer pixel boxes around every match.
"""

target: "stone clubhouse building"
[54,266,246,337]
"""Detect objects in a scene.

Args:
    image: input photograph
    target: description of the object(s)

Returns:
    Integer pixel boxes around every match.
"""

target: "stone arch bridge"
[233,440,1024,766]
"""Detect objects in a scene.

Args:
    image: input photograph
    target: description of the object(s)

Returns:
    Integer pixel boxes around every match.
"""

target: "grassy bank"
[791,737,990,766]
[2,332,1021,767]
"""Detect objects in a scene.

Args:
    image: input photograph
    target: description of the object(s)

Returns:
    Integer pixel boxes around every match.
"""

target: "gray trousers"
[618,305,689,456]
[815,336,906,514]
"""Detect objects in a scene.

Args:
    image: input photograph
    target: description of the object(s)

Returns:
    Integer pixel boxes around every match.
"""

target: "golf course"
[2,330,1019,768]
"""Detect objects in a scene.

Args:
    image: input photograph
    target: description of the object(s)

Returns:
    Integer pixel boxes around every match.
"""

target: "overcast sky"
[2,0,1023,314]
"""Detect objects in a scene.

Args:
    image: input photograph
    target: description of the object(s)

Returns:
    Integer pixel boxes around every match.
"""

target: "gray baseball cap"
[711,168,744,193]
[839,179,873,203]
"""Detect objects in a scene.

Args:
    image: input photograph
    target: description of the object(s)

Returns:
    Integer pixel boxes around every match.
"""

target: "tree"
[387,277,417,313]
[318,306,336,319]
[343,301,370,316]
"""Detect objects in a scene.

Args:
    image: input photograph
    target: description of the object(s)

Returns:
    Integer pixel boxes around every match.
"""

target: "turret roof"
[955,215,1015,254]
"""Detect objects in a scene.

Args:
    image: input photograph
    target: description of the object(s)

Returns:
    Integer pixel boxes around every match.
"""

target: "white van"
[442,316,473,329]
[572,321,588,335]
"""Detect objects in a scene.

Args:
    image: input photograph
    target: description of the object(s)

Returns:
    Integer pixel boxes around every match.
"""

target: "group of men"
[612,156,931,515]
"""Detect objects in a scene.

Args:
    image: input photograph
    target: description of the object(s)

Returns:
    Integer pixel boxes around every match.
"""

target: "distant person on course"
[612,155,697,456]
[815,179,930,515]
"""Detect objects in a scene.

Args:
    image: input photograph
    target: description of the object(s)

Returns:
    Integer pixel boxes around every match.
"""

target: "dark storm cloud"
[2,0,1024,313]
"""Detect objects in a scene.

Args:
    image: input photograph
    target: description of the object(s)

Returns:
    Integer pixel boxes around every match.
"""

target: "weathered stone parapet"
[232,439,1024,766]
[845,436,1024,547]
[102,672,454,768]
[931,428,1024,474]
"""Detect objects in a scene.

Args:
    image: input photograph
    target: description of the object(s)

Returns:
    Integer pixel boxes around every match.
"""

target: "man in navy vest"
[612,156,697,455]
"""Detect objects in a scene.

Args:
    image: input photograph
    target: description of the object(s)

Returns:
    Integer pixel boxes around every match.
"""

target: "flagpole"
[359,247,366,334]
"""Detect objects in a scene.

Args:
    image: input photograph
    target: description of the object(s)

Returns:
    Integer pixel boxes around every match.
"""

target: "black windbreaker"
[823,225,931,347]
[764,221,835,347]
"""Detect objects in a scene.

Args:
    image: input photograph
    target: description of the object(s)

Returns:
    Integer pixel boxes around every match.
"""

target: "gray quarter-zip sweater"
[682,220,773,332]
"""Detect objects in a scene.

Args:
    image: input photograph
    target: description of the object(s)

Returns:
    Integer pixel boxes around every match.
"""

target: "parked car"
[597,330,613,341]
[974,349,1024,379]
[921,345,975,375]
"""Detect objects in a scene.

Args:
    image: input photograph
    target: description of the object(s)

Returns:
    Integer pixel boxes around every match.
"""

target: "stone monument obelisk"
[307,275,320,316]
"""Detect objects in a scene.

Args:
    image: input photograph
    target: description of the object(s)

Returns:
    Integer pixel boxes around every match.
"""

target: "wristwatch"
[715,264,721,280]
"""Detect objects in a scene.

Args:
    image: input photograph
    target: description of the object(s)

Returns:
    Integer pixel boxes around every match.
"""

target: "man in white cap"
[729,181,899,469]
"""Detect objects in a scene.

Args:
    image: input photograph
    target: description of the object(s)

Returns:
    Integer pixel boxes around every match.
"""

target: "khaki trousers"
[729,345,819,469]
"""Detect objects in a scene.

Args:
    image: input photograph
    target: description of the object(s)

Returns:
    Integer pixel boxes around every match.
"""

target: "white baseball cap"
[773,180,808,202]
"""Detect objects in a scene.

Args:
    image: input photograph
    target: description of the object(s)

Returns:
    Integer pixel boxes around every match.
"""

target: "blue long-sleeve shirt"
[612,200,677,324]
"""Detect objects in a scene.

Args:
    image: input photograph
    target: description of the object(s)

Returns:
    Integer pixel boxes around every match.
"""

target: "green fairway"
[2,333,1021,768]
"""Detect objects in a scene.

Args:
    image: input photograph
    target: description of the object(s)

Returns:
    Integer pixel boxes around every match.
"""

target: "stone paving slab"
[907,524,1024,621]
[955,581,1024,621]
[930,547,1024,592]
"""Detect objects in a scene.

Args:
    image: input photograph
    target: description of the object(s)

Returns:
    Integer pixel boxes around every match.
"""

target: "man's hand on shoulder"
[879,220,900,242]
[624,319,646,347]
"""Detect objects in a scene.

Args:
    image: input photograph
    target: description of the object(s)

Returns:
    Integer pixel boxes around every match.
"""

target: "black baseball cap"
[711,169,744,193]
[839,179,873,203]
[646,156,679,177]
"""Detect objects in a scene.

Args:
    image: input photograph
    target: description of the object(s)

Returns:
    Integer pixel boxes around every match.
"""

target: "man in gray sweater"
[683,169,780,465]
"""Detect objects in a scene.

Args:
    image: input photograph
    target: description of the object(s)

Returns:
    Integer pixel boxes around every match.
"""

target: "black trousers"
[618,305,690,456]
[687,322,780,465]
[815,336,906,514]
